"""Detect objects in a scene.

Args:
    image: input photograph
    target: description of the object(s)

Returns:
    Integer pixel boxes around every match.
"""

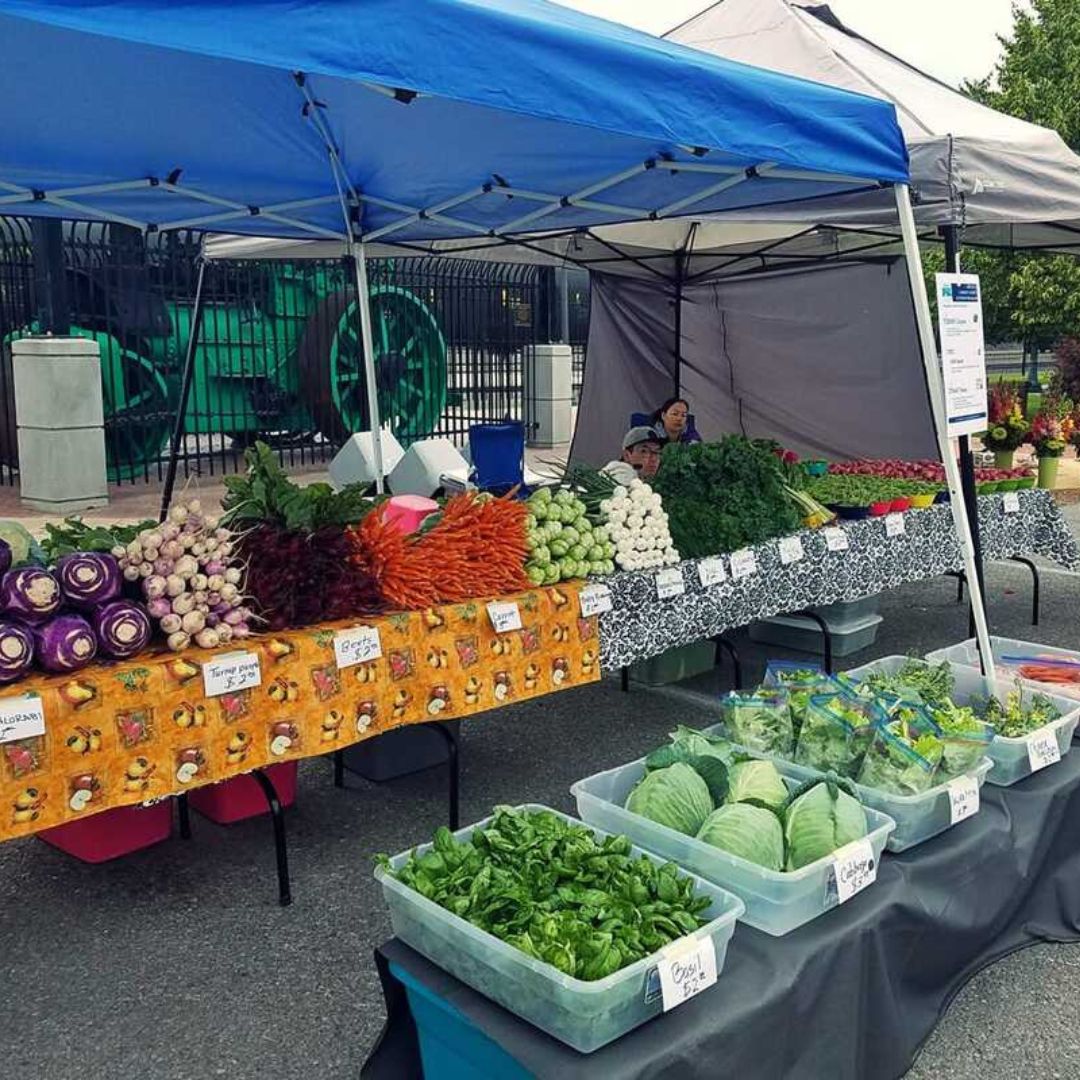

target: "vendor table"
[363,748,1080,1080]
[0,584,599,843]
[599,490,1079,669]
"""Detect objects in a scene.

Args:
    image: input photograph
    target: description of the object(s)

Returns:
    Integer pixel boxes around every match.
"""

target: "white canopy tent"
[666,0,1080,247]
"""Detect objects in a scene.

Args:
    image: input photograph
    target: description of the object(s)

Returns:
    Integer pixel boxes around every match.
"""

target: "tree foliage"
[951,0,1080,349]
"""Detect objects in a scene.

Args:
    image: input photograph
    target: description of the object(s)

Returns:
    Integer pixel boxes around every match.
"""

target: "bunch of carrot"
[349,492,531,609]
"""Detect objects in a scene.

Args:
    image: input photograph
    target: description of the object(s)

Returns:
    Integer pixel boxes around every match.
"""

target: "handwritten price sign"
[334,625,383,669]
[729,548,758,581]
[1026,726,1061,773]
[778,536,804,565]
[828,838,877,904]
[824,526,849,553]
[579,584,613,617]
[486,601,522,633]
[1002,491,1021,514]
[655,567,686,600]
[203,651,261,698]
[0,693,45,745]
[657,936,718,1012]
[884,513,906,538]
[948,775,980,824]
[698,557,726,588]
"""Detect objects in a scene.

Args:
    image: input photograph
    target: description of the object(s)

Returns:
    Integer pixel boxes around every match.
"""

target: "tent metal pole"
[159,257,207,522]
[673,256,684,397]
[348,241,386,493]
[895,185,995,679]
[940,223,988,648]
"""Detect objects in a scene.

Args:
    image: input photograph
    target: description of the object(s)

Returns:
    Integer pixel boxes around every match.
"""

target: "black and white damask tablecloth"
[598,490,1079,670]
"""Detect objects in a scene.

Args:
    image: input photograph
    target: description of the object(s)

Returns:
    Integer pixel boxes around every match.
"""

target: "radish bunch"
[112,497,252,651]
[599,479,679,571]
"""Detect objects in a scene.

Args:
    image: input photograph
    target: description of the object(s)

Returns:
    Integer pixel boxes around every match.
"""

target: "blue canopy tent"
[0,0,994,671]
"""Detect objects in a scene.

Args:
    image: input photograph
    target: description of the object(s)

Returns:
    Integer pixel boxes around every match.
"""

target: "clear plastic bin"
[702,717,993,852]
[374,804,744,1054]
[849,655,1080,787]
[571,762,894,936]
[926,636,1080,703]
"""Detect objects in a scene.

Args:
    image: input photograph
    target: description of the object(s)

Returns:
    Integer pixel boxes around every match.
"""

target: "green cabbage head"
[725,760,788,812]
[696,804,784,871]
[783,775,868,871]
[625,762,713,836]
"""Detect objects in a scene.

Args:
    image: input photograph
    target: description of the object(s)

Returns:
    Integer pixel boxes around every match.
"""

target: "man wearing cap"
[602,426,662,485]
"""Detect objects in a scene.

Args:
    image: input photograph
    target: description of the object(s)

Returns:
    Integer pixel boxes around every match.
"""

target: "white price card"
[824,526,850,553]
[334,625,382,669]
[778,536,805,565]
[655,567,686,600]
[579,583,613,617]
[698,557,727,588]
[884,513,906,538]
[947,775,981,825]
[0,693,45,745]
[203,651,261,698]
[828,838,877,904]
[486,601,522,633]
[657,936,718,1012]
[729,548,758,581]
[1026,726,1061,773]
[1003,491,1021,514]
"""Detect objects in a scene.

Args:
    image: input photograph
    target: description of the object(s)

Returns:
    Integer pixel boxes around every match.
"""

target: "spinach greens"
[379,807,711,981]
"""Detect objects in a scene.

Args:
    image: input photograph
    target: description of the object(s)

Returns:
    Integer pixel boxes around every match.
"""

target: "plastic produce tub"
[571,761,894,936]
[375,804,744,1053]
[927,636,1080,703]
[188,761,298,824]
[37,800,172,863]
[863,653,1080,787]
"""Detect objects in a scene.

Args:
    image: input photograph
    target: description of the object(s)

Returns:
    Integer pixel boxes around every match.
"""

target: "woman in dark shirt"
[651,397,701,444]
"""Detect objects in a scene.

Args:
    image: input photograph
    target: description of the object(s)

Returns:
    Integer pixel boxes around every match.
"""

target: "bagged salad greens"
[721,688,793,755]
[926,700,994,776]
[794,692,883,778]
[763,660,827,689]
[857,702,943,795]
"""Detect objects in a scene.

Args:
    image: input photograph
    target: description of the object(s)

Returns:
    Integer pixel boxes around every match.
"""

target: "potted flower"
[1029,397,1074,489]
[982,381,1030,469]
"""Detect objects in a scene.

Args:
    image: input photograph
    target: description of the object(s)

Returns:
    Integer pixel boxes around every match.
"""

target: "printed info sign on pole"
[935,273,988,437]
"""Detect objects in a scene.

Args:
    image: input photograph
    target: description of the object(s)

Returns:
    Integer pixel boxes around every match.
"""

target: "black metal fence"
[0,219,590,485]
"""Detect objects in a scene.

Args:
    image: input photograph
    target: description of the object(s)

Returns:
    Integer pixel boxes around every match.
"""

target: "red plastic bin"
[188,761,298,824]
[37,800,173,864]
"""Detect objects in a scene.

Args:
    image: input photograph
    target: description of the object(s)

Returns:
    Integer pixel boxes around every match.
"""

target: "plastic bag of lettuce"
[625,727,869,873]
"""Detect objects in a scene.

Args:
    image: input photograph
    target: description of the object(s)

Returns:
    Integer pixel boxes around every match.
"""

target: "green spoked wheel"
[298,287,447,444]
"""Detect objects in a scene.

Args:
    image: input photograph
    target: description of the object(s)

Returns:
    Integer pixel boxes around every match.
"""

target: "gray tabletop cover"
[598,490,1079,670]
[364,748,1080,1080]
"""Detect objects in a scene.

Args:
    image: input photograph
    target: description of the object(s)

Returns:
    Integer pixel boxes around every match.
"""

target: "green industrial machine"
[6,249,448,480]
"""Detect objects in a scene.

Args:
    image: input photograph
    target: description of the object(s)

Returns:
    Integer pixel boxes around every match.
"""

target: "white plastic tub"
[856,654,1080,787]
[374,804,744,1053]
[927,636,1080,703]
[571,762,894,936]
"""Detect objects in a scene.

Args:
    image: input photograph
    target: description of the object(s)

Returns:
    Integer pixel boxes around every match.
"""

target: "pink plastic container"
[382,494,439,536]
[188,761,298,824]
[37,800,173,863]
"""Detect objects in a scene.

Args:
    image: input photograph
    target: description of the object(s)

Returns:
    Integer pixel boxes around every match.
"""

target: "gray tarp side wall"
[570,259,939,466]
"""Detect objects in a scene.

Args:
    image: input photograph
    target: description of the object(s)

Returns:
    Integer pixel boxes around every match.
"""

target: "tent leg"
[347,243,386,492]
[895,185,995,680]
[159,258,207,522]
[939,225,988,625]
[673,267,683,397]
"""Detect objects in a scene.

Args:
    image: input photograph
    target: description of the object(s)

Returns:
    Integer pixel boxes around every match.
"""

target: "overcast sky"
[558,0,1028,87]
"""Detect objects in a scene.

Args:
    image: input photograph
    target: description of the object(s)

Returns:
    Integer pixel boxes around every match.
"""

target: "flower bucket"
[869,500,891,517]
[889,497,912,513]
[910,493,936,509]
[993,450,1015,470]
[1038,456,1061,489]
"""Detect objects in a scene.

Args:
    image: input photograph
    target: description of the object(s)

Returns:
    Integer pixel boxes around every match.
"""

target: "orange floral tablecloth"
[0,585,600,841]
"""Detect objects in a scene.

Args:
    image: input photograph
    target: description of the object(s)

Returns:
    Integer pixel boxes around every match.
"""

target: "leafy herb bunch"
[651,438,800,558]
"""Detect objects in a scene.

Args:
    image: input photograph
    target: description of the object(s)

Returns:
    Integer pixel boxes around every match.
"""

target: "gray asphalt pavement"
[3,559,1080,1079]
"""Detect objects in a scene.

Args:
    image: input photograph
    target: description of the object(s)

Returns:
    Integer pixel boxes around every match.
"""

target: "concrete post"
[13,336,108,511]
[527,343,572,448]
